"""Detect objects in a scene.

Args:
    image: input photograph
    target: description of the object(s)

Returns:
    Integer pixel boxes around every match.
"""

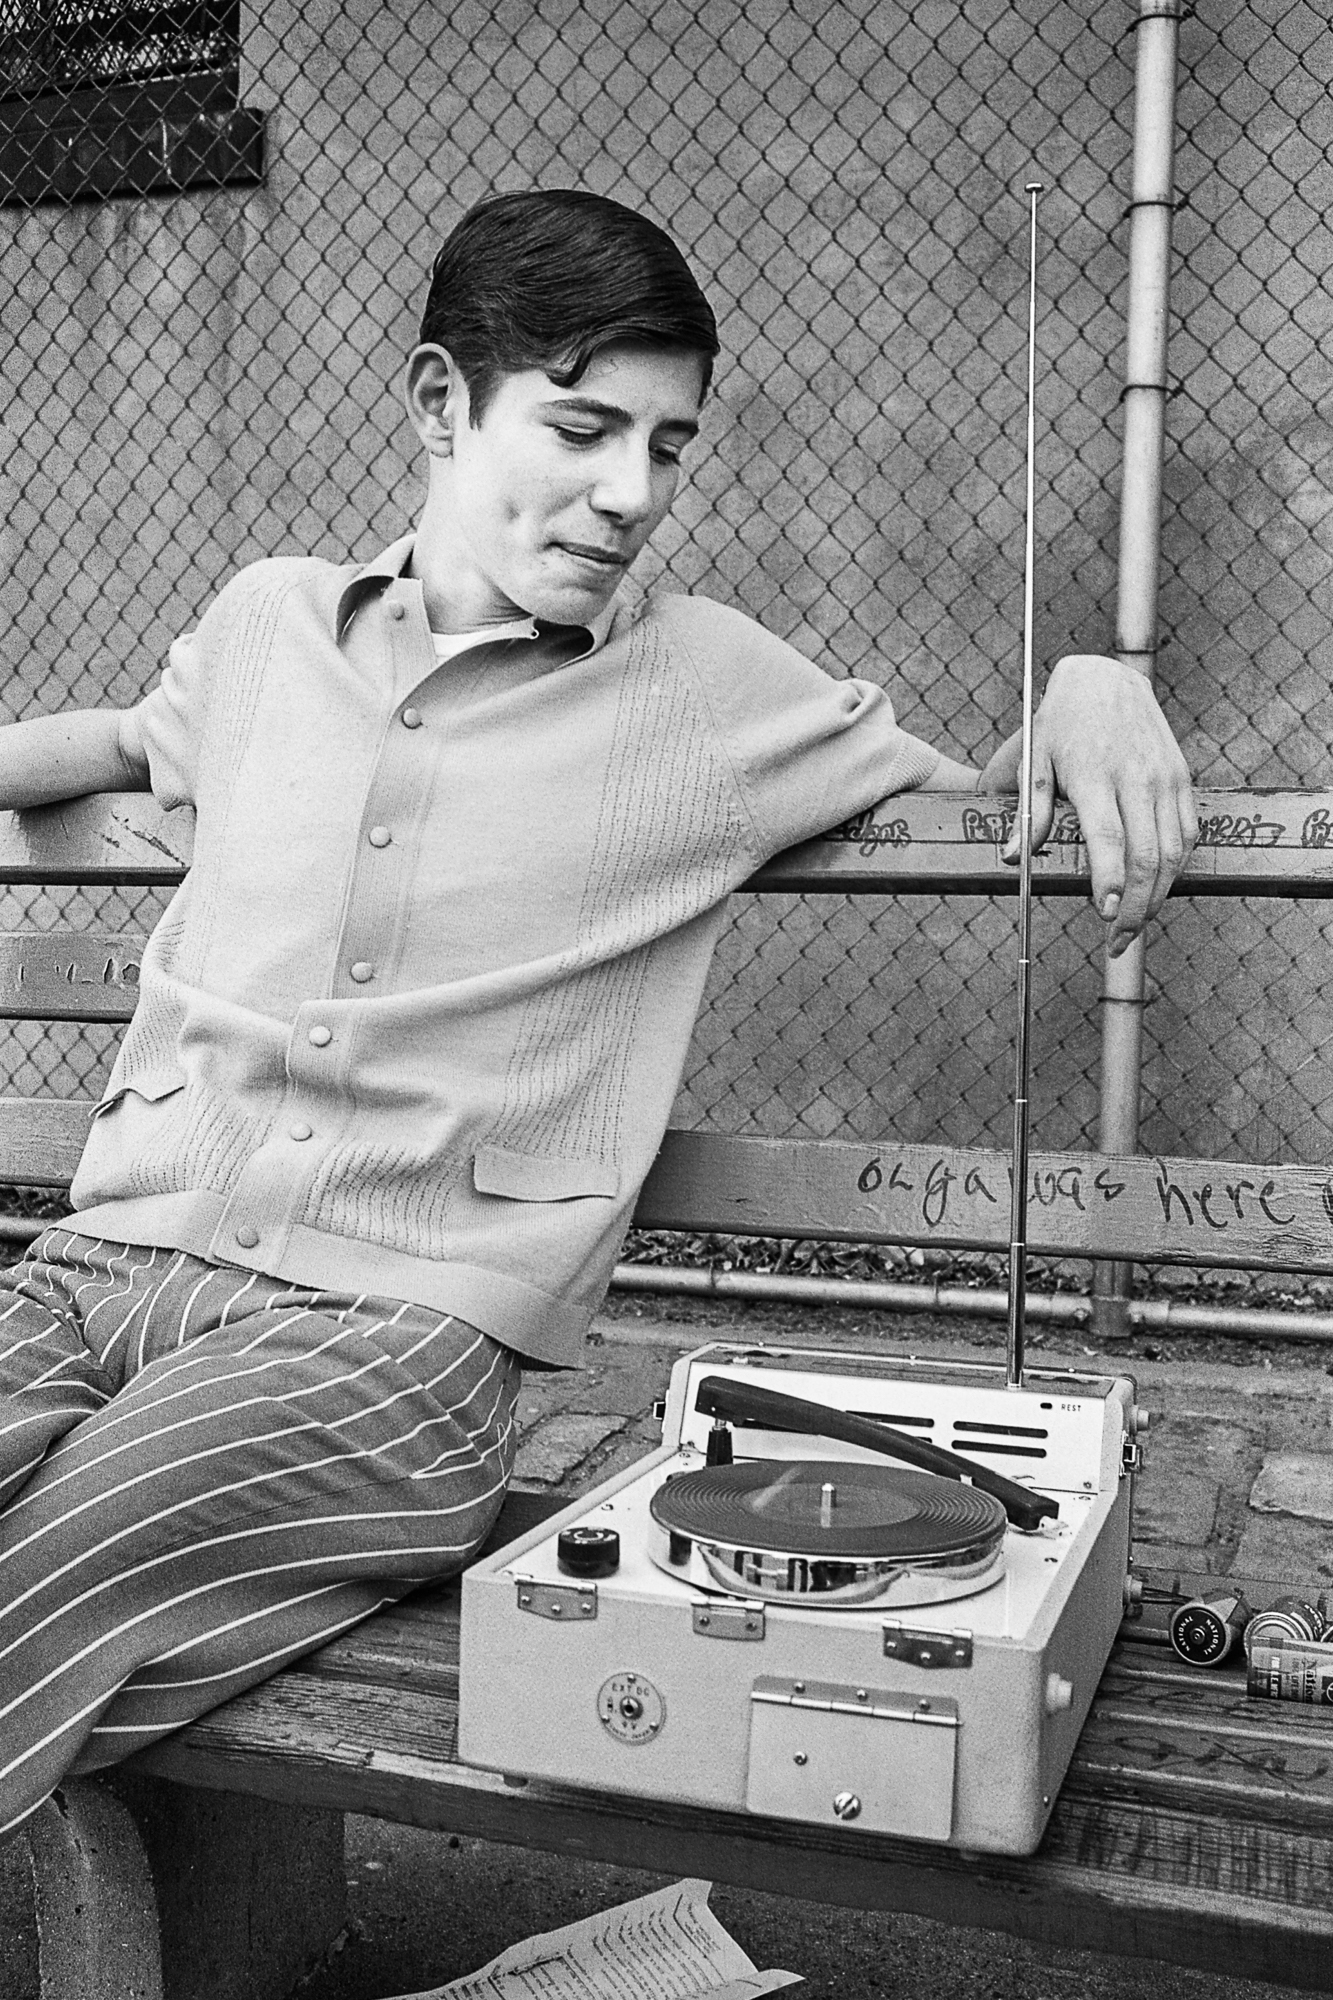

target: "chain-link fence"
[0,0,1331,1190]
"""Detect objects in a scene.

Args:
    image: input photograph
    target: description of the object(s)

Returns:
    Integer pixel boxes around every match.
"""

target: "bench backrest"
[2,789,1330,1277]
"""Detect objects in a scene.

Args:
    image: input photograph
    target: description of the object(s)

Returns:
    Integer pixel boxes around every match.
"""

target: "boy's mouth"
[554,541,630,573]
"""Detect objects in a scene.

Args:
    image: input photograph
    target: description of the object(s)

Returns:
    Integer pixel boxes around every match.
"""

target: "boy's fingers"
[1103,780,1192,953]
[1072,788,1130,933]
[1000,743,1056,860]
[1113,778,1193,946]
[979,727,1022,798]
[1028,747,1057,852]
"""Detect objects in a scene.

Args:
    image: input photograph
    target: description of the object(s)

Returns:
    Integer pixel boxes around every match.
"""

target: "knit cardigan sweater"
[71,539,942,1365]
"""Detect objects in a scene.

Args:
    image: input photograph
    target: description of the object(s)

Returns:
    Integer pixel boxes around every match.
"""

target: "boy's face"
[414,342,707,629]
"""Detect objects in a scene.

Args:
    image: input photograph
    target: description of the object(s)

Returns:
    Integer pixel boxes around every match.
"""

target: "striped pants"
[0,1228,519,1840]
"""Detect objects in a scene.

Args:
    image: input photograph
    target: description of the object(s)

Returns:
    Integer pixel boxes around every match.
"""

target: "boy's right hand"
[979,654,1197,957]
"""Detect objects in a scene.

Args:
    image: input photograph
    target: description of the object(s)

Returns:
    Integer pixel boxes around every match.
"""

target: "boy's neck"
[406,490,523,634]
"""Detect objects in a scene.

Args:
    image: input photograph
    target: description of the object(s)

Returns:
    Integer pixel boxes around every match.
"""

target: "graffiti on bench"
[638,1132,1333,1276]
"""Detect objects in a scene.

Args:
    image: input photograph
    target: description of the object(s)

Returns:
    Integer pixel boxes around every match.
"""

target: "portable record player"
[459,1340,1143,1855]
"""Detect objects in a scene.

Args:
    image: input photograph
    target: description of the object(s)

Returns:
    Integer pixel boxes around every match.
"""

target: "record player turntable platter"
[648,1460,1008,1608]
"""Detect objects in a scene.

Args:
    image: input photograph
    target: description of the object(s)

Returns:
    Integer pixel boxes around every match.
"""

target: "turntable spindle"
[819,1480,837,1528]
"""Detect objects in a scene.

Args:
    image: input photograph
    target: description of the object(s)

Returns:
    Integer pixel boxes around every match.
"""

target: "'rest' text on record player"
[458,189,1148,1859]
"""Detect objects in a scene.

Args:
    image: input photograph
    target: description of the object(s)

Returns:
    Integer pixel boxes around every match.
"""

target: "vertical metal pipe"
[1006,183,1043,1393]
[1091,0,1181,1340]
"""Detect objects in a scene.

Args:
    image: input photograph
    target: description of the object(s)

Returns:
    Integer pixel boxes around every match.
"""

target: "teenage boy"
[0,189,1194,1836]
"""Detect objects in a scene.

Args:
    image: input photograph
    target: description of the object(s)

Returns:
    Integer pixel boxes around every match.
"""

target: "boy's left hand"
[977,653,1196,957]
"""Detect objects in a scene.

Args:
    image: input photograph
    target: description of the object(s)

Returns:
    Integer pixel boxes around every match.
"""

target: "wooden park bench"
[3,788,1333,2000]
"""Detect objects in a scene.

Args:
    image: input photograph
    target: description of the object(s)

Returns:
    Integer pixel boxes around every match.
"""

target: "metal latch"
[1121,1434,1141,1476]
[882,1624,973,1668]
[747,1676,959,1840]
[692,1598,765,1641]
[515,1580,597,1621]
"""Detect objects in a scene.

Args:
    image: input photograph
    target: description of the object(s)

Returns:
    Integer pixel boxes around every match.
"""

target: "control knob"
[557,1526,620,1578]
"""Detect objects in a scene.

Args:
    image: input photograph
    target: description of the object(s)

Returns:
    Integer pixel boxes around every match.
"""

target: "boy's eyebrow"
[546,395,700,439]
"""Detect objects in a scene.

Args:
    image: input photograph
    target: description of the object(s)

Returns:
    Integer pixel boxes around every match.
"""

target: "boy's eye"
[554,425,604,447]
[651,446,683,467]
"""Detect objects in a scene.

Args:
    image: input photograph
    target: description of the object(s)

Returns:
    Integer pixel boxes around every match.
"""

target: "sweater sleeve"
[655,595,944,859]
[130,557,313,812]
[133,628,206,810]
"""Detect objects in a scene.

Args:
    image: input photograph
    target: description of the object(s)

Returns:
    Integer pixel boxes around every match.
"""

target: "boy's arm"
[917,751,981,792]
[0,708,151,811]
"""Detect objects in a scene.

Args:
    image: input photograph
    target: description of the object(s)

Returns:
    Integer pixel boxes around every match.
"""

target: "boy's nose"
[592,445,655,523]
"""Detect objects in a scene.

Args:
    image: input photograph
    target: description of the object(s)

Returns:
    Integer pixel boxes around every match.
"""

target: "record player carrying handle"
[693,1376,1058,1531]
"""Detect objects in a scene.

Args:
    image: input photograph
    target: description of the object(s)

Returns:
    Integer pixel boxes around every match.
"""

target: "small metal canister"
[1247,1640,1333,1705]
[1245,1596,1333,1704]
[1242,1596,1327,1657]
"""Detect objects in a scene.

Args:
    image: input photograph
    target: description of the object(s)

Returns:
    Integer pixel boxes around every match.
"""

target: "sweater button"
[389,601,406,621]
[289,1121,313,1141]
[308,1025,332,1047]
[350,961,374,983]
[235,1226,260,1249]
[401,706,423,728]
[368,825,392,848]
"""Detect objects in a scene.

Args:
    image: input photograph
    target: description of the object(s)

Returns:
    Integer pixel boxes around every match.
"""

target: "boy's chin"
[524,580,620,630]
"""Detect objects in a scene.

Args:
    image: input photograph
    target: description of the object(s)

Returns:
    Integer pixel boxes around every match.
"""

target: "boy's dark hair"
[420,189,719,423]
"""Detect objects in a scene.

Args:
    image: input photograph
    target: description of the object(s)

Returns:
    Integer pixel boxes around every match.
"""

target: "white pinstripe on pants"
[0,1227,519,1839]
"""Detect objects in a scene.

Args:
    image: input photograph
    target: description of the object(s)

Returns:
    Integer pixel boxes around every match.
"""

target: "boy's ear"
[404,344,467,457]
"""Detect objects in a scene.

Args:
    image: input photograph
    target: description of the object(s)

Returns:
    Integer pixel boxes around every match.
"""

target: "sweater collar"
[336,533,621,657]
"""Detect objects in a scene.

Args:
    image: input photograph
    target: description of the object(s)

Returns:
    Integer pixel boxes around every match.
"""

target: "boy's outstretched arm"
[0,709,150,812]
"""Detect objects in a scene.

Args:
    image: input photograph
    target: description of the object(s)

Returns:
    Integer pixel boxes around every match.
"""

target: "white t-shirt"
[430,618,537,664]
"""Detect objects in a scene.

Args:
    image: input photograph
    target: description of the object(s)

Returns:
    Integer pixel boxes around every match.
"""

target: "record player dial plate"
[597,1671,666,1745]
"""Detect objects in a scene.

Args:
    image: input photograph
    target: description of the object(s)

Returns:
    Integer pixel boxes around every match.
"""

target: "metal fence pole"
[1091,0,1182,1342]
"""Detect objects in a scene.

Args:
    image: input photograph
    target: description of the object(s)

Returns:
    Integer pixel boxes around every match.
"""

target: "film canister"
[1168,1593,1251,1667]
[1243,1596,1327,1659]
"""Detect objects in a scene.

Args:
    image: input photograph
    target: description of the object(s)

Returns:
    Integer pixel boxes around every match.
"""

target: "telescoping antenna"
[1006,181,1043,1392]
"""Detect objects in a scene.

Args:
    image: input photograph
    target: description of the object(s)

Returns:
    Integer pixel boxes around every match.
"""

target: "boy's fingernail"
[1101,892,1121,920]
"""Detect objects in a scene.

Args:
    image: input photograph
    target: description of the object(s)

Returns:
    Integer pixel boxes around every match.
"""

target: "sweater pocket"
[91,1067,188,1118]
[472,1144,619,1202]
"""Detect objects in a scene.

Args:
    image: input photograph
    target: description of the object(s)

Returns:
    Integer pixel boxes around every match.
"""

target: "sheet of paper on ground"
[384,1877,802,1999]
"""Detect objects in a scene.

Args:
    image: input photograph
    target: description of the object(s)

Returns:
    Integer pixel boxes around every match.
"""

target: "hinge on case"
[515,1580,597,1621]
[692,1598,765,1640]
[882,1624,973,1668]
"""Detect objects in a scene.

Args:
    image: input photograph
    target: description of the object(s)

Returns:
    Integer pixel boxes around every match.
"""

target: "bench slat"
[1,1108,1327,1274]
[0,793,191,885]
[753,788,1333,898]
[0,932,142,1021]
[4,788,1333,896]
[635,1129,1333,1274]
